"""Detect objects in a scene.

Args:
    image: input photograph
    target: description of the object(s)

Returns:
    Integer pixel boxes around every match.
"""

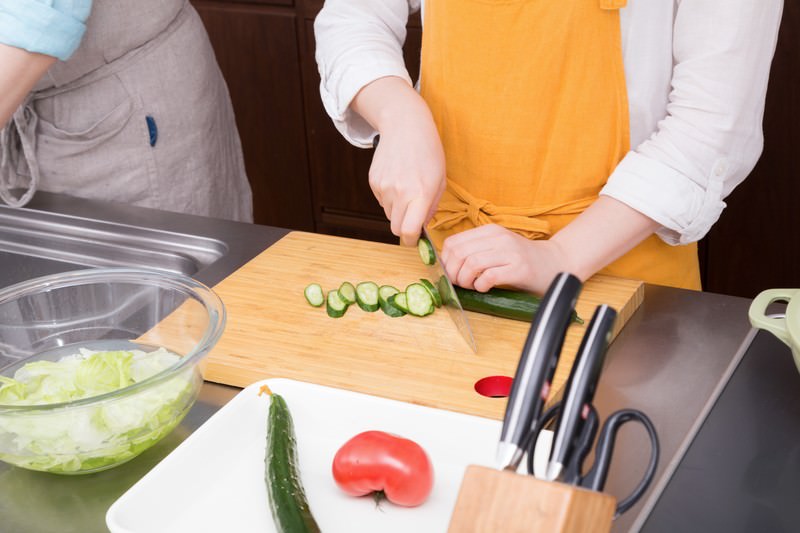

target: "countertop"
[0,193,797,533]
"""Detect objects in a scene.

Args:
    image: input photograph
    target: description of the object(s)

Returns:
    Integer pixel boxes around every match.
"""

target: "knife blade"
[421,226,478,353]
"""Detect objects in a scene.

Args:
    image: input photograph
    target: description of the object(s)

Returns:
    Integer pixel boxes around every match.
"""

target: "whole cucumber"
[264,389,320,533]
[454,286,583,324]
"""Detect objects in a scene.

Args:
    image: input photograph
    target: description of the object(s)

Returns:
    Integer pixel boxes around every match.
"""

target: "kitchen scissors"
[524,304,660,517]
[525,402,659,516]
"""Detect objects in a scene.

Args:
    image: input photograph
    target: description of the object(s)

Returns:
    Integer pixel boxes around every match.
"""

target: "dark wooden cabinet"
[192,1,314,230]
[193,0,797,298]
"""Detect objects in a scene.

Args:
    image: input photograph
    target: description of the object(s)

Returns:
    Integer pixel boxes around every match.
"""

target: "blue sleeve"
[0,0,93,61]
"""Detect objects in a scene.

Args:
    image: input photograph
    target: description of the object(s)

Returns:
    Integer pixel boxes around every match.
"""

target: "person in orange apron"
[0,0,252,222]
[315,1,783,294]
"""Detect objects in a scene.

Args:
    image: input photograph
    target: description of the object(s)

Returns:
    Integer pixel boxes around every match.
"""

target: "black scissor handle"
[582,408,660,516]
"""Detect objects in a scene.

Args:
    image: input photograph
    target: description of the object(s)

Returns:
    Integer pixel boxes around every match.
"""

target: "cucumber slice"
[406,283,435,317]
[417,237,436,265]
[379,285,406,317]
[338,282,356,305]
[418,278,442,308]
[326,289,349,318]
[378,285,400,306]
[303,283,324,307]
[355,281,380,312]
[388,292,409,313]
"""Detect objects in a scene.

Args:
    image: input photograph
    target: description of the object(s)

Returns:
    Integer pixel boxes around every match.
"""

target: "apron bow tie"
[430,180,597,241]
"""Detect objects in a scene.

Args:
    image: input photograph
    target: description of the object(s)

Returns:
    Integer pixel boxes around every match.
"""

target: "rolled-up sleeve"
[0,0,93,61]
[314,0,419,147]
[601,0,784,245]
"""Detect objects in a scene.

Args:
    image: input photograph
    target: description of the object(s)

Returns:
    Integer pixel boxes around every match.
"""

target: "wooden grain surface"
[197,231,643,420]
[448,466,614,533]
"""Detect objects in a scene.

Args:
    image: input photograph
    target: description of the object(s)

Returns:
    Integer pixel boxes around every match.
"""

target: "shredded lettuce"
[0,348,196,474]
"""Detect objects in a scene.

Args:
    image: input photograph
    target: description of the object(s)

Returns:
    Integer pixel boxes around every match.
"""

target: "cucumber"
[454,286,584,324]
[418,278,442,308]
[262,387,320,533]
[388,292,409,313]
[338,281,357,305]
[379,285,406,317]
[417,237,436,265]
[355,281,380,312]
[406,283,435,317]
[303,283,324,307]
[326,289,349,318]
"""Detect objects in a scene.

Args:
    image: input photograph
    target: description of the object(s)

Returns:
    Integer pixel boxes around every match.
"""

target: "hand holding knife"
[372,134,477,353]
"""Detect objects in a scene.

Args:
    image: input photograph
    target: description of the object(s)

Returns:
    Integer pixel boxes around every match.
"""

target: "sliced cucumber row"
[304,279,443,319]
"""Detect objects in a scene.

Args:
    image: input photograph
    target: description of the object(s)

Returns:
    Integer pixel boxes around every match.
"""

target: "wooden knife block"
[448,465,615,533]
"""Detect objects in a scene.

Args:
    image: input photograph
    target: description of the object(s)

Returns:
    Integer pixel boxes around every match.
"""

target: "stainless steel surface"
[599,286,755,532]
[421,227,477,353]
[0,192,764,532]
[643,329,800,533]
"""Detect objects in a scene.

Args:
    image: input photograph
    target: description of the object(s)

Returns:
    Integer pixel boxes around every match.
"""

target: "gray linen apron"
[0,0,253,222]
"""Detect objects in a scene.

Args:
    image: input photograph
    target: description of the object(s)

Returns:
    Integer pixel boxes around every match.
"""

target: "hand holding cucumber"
[440,223,572,295]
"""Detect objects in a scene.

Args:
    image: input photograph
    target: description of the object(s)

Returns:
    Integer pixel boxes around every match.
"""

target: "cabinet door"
[193,1,314,230]
[301,11,422,243]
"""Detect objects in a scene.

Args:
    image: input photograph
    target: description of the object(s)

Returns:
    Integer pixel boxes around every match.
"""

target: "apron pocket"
[34,94,157,206]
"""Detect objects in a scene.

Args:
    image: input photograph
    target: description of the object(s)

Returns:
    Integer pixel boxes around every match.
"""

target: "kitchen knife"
[420,227,478,353]
[371,135,476,352]
[545,304,617,482]
[496,272,582,471]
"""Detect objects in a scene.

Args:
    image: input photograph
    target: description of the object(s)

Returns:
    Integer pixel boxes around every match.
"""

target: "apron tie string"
[0,96,40,208]
[430,179,597,241]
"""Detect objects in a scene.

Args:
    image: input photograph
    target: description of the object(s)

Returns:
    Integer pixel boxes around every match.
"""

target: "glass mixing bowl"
[0,268,225,474]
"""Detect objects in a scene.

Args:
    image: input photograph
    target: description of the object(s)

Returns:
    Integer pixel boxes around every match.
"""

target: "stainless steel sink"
[0,206,228,285]
[0,192,288,295]
[0,204,228,289]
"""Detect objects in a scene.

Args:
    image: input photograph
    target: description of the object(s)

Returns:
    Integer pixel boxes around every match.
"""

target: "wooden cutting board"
[200,231,643,420]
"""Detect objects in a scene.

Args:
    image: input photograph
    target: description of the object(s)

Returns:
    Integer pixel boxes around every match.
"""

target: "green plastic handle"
[748,288,796,346]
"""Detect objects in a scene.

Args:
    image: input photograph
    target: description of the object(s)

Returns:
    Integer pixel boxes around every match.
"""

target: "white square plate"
[106,378,520,532]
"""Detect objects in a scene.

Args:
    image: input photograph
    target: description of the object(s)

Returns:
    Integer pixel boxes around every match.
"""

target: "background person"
[0,0,252,222]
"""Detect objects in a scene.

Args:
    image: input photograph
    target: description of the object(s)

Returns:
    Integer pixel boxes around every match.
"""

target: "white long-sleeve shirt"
[314,0,783,245]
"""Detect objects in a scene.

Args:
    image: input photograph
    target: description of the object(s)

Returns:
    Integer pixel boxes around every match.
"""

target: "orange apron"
[420,0,701,290]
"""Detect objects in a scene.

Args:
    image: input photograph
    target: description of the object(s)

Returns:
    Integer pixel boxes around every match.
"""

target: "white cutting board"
[106,379,551,533]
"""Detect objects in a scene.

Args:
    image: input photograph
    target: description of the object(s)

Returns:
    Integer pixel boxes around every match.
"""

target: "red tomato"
[331,430,434,507]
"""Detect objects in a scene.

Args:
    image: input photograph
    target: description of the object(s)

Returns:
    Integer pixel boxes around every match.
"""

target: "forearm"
[551,196,661,281]
[0,44,55,127]
[314,0,416,146]
[351,76,435,135]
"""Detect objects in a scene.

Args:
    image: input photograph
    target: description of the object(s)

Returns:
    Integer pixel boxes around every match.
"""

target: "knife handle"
[546,304,617,481]
[497,272,582,470]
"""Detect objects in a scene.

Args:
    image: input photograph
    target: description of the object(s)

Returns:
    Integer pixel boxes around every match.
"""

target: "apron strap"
[599,0,627,10]
[0,97,40,208]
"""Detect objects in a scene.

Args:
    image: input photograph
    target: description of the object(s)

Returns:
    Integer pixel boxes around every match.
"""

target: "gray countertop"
[0,193,796,533]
